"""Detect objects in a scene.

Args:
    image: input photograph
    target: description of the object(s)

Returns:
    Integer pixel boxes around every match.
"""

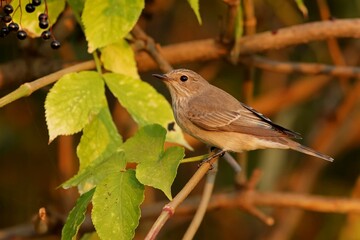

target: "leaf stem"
[180,154,209,163]
[182,161,218,240]
[92,51,103,74]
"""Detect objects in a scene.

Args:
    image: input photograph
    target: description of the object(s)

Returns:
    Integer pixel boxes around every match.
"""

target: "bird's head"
[153,69,209,99]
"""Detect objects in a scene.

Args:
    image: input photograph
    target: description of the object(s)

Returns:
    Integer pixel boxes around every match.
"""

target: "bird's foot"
[198,148,225,169]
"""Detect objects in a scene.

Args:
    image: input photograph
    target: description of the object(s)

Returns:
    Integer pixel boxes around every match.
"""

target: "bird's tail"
[287,139,334,162]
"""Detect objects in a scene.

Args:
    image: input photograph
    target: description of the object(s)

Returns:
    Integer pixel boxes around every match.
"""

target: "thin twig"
[131,25,173,73]
[252,75,331,116]
[316,0,349,91]
[243,0,256,36]
[241,0,256,103]
[316,0,347,66]
[266,75,360,240]
[238,169,274,226]
[182,161,218,240]
[0,60,95,108]
[142,189,360,219]
[240,55,360,78]
[223,152,242,173]
[222,0,240,44]
[241,204,274,226]
[144,150,225,240]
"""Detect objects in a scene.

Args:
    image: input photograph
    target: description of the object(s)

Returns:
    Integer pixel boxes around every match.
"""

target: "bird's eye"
[180,75,188,82]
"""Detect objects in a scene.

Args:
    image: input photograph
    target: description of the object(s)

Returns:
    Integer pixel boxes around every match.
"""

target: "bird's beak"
[152,73,167,80]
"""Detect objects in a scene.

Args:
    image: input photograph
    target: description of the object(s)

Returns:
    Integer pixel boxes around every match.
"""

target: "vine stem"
[144,150,225,240]
[0,60,95,108]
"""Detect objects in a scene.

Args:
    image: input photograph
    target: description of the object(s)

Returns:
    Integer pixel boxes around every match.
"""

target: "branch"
[252,75,331,116]
[265,73,360,240]
[2,19,360,94]
[243,0,256,36]
[240,55,360,78]
[141,190,360,220]
[131,25,173,73]
[136,18,360,71]
[340,177,360,239]
[144,150,225,240]
[0,58,63,88]
[0,61,95,108]
[315,0,349,91]
[222,0,240,43]
[182,161,218,240]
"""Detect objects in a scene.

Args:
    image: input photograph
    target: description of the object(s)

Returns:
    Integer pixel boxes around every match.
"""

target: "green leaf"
[82,0,144,52]
[80,232,100,240]
[62,150,126,192]
[11,0,66,37]
[77,107,122,170]
[101,40,139,79]
[137,146,184,200]
[103,73,192,149]
[187,0,202,24]
[61,188,95,240]
[121,124,184,199]
[121,124,166,164]
[92,170,144,240]
[74,106,124,193]
[45,71,105,142]
[62,106,125,191]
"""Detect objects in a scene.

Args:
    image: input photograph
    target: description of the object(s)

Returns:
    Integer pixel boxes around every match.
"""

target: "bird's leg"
[198,148,226,169]
[210,146,218,152]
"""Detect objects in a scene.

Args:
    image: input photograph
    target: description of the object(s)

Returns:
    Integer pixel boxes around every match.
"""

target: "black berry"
[32,0,42,6]
[50,40,61,49]
[17,30,27,40]
[2,15,12,23]
[25,3,35,13]
[0,26,10,37]
[39,20,48,29]
[4,4,14,14]
[8,22,19,32]
[1,26,9,34]
[41,30,51,40]
[38,13,48,22]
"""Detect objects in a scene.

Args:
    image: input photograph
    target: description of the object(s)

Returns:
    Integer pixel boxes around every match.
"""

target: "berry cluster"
[0,0,61,49]
[25,0,41,13]
[36,12,60,49]
[0,3,23,39]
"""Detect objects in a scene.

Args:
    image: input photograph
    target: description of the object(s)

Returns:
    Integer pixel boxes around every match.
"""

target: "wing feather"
[186,86,301,139]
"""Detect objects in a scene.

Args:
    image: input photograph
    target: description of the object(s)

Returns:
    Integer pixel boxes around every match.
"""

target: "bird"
[153,69,333,162]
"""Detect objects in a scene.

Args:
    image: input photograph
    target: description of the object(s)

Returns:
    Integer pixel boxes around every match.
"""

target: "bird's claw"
[198,149,226,169]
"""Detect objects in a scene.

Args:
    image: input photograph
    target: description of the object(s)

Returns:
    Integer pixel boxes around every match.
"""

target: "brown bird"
[153,69,333,162]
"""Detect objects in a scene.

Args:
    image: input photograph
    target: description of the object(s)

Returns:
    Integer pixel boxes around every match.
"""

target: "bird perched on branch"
[153,69,333,162]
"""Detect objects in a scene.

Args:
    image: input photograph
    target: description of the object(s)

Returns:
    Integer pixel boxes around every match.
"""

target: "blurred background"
[1,0,360,239]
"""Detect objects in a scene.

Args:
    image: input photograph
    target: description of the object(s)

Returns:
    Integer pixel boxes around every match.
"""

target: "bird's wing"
[186,87,301,139]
